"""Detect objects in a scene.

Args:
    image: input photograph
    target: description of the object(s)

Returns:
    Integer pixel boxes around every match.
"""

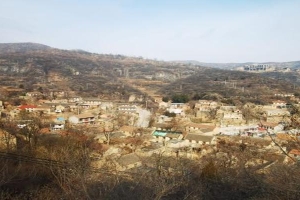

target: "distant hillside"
[0,43,197,100]
[0,42,299,103]
[0,42,51,53]
[160,67,299,104]
[173,60,300,70]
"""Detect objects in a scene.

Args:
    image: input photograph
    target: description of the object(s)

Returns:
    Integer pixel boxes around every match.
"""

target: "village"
[0,90,300,173]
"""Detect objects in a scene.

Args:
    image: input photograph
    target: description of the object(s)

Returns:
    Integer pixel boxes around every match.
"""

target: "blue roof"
[57,117,65,121]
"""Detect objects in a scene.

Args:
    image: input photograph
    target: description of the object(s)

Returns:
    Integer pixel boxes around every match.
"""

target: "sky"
[0,0,299,63]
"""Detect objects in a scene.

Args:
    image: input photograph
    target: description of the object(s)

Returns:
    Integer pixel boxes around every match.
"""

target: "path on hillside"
[120,78,164,100]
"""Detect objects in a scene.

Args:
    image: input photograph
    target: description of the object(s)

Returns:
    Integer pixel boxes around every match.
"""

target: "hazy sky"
[0,0,299,63]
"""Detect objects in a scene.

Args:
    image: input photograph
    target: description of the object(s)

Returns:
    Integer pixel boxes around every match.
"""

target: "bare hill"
[0,43,298,103]
[160,67,299,104]
[0,43,197,100]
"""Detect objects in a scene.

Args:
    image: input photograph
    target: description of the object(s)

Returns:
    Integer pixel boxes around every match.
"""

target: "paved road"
[136,108,151,128]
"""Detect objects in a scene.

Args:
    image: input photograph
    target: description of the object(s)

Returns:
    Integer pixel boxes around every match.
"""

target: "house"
[68,96,82,103]
[157,115,172,123]
[43,102,77,112]
[167,108,184,116]
[260,122,284,134]
[165,140,187,149]
[216,106,244,125]
[26,92,43,97]
[158,101,169,109]
[264,109,290,123]
[116,153,142,171]
[272,100,287,108]
[48,91,67,98]
[118,105,137,113]
[68,113,96,124]
[184,134,215,148]
[152,123,173,131]
[195,100,219,111]
[170,103,185,108]
[35,105,51,115]
[152,130,183,143]
[9,105,37,118]
[100,102,114,110]
[185,123,216,133]
[51,124,65,131]
[54,105,66,113]
[18,105,37,112]
[223,111,243,120]
[51,117,66,131]
[82,98,102,107]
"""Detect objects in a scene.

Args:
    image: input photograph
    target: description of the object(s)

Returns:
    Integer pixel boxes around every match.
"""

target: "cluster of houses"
[1,92,300,171]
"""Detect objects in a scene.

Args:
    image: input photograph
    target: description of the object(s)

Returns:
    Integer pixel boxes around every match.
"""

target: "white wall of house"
[69,116,79,124]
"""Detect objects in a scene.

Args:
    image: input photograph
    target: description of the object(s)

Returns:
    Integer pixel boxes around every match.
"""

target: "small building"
[152,130,183,143]
[35,105,51,114]
[18,105,37,112]
[195,100,219,111]
[26,92,43,97]
[152,123,173,131]
[167,108,184,115]
[55,105,66,113]
[68,96,82,103]
[118,105,137,113]
[272,100,287,108]
[185,123,216,133]
[82,98,102,107]
[68,113,95,124]
[51,117,66,131]
[184,134,215,148]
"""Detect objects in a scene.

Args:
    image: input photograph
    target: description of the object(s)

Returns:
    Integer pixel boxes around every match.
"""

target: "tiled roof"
[289,149,300,156]
[185,134,214,142]
[76,113,95,119]
[18,105,37,110]
[187,123,215,131]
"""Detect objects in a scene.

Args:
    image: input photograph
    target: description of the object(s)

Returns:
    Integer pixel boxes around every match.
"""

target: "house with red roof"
[18,105,37,112]
[8,105,38,118]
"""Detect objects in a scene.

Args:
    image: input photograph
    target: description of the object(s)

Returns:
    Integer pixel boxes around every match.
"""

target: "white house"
[118,105,137,113]
[68,113,95,124]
